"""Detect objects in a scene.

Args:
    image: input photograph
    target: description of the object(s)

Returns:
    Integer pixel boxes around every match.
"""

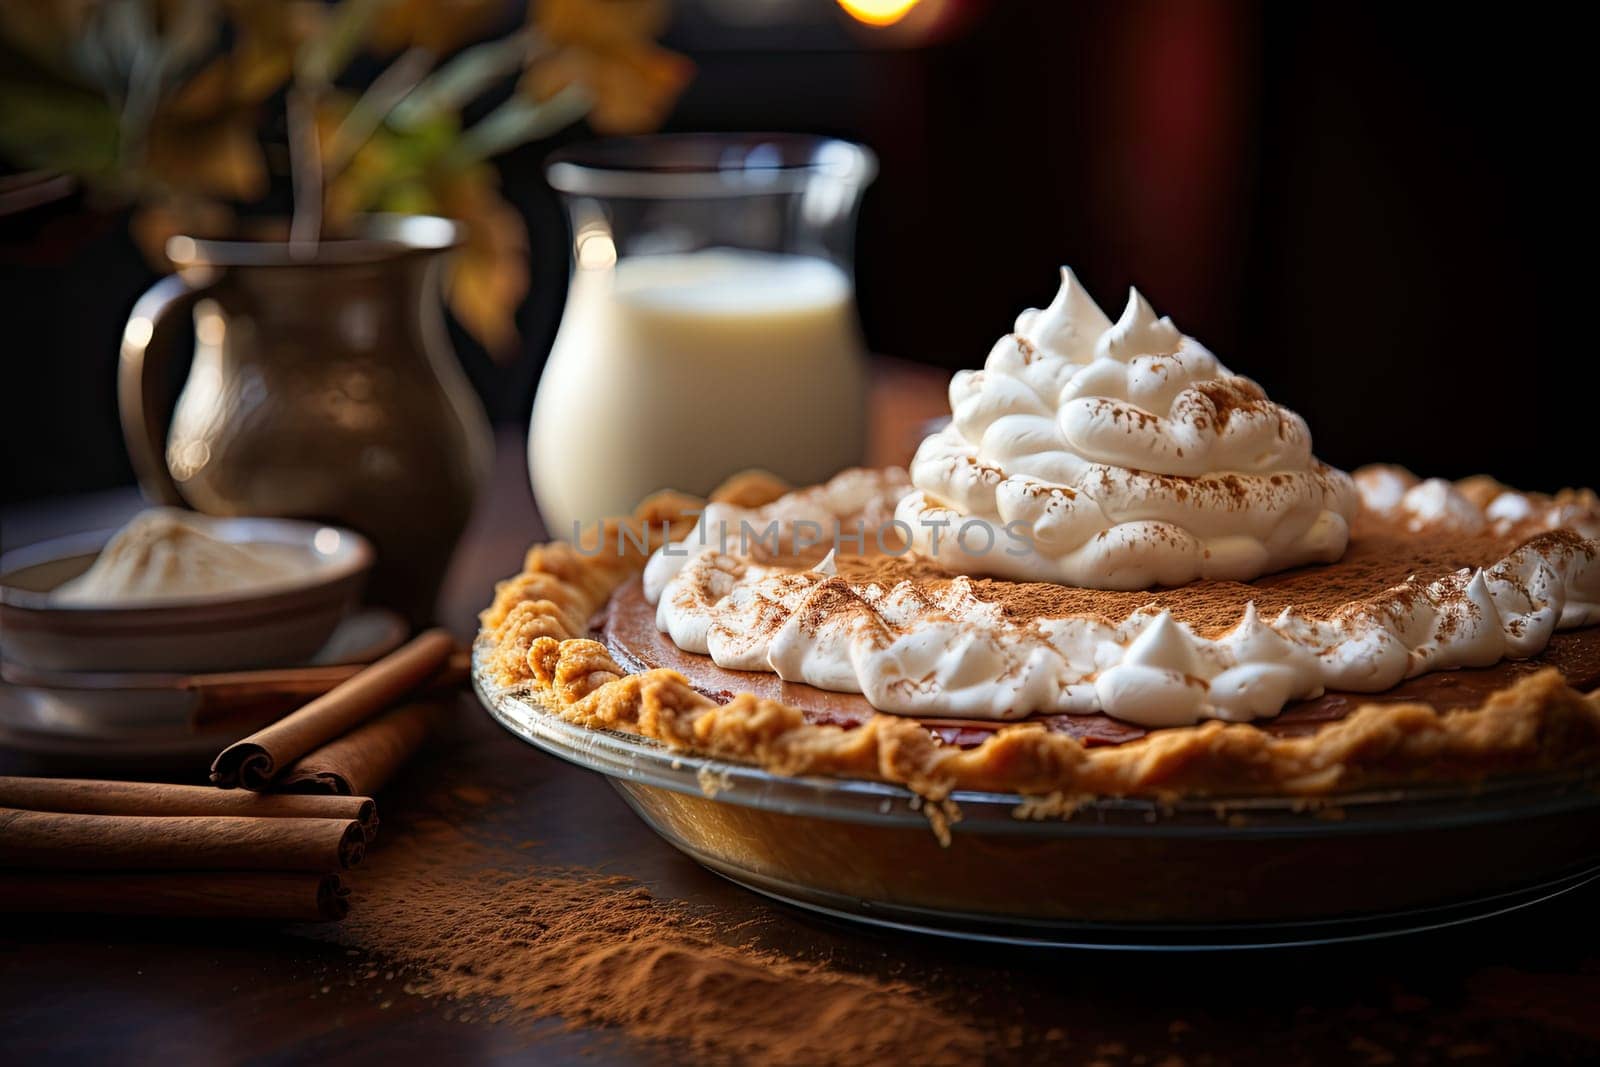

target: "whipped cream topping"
[642,468,910,605]
[645,470,1600,727]
[895,269,1358,589]
[1354,465,1600,540]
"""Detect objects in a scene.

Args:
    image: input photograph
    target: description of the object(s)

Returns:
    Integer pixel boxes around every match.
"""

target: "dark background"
[2,0,1591,509]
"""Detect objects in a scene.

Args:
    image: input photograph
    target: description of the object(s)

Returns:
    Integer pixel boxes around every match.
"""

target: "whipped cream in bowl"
[896,270,1358,589]
[53,509,316,605]
[0,510,375,673]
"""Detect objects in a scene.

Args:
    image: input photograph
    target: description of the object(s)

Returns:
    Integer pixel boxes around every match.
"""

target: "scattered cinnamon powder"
[330,818,985,1065]
[835,552,948,586]
[1192,377,1267,429]
[835,522,1588,638]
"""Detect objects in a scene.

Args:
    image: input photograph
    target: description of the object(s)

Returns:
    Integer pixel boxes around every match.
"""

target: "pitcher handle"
[118,274,205,506]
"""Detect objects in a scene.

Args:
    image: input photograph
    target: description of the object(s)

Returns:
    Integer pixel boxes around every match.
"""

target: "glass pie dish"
[474,650,1600,949]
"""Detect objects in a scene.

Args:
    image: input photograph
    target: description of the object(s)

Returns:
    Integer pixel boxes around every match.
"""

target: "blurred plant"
[0,0,693,355]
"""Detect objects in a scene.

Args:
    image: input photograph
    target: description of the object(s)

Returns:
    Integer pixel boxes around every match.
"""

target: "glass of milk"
[531,134,877,539]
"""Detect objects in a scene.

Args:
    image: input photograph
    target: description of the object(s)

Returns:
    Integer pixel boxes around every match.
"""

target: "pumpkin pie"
[479,271,1600,804]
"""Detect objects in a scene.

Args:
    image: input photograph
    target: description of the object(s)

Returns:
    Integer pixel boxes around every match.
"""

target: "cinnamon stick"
[188,663,389,728]
[0,776,378,840]
[211,628,454,790]
[188,648,471,729]
[276,702,433,796]
[0,808,364,870]
[0,871,349,921]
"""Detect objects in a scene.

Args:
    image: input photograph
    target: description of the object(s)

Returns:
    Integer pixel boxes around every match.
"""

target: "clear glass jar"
[530,133,877,538]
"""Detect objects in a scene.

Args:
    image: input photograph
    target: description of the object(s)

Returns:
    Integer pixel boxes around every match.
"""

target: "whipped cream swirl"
[896,270,1358,589]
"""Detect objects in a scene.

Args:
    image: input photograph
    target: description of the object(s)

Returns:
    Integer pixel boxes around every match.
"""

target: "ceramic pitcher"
[118,215,492,626]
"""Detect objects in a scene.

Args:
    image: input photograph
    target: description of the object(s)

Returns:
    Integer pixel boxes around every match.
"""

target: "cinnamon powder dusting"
[331,814,985,1065]
[835,521,1588,638]
[1192,377,1267,429]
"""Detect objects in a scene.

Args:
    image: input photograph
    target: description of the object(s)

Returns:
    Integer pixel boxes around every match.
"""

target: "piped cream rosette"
[895,270,1359,589]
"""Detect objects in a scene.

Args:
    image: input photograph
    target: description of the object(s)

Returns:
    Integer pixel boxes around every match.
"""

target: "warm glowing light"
[314,528,342,555]
[837,0,921,26]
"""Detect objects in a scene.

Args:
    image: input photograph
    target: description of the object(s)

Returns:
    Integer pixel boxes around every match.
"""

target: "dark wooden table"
[3,368,1598,1065]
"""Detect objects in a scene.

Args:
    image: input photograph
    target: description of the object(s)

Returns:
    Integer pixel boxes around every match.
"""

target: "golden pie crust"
[478,471,1600,805]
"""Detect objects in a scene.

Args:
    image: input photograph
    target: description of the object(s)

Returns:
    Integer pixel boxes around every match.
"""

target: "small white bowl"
[0,516,374,673]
